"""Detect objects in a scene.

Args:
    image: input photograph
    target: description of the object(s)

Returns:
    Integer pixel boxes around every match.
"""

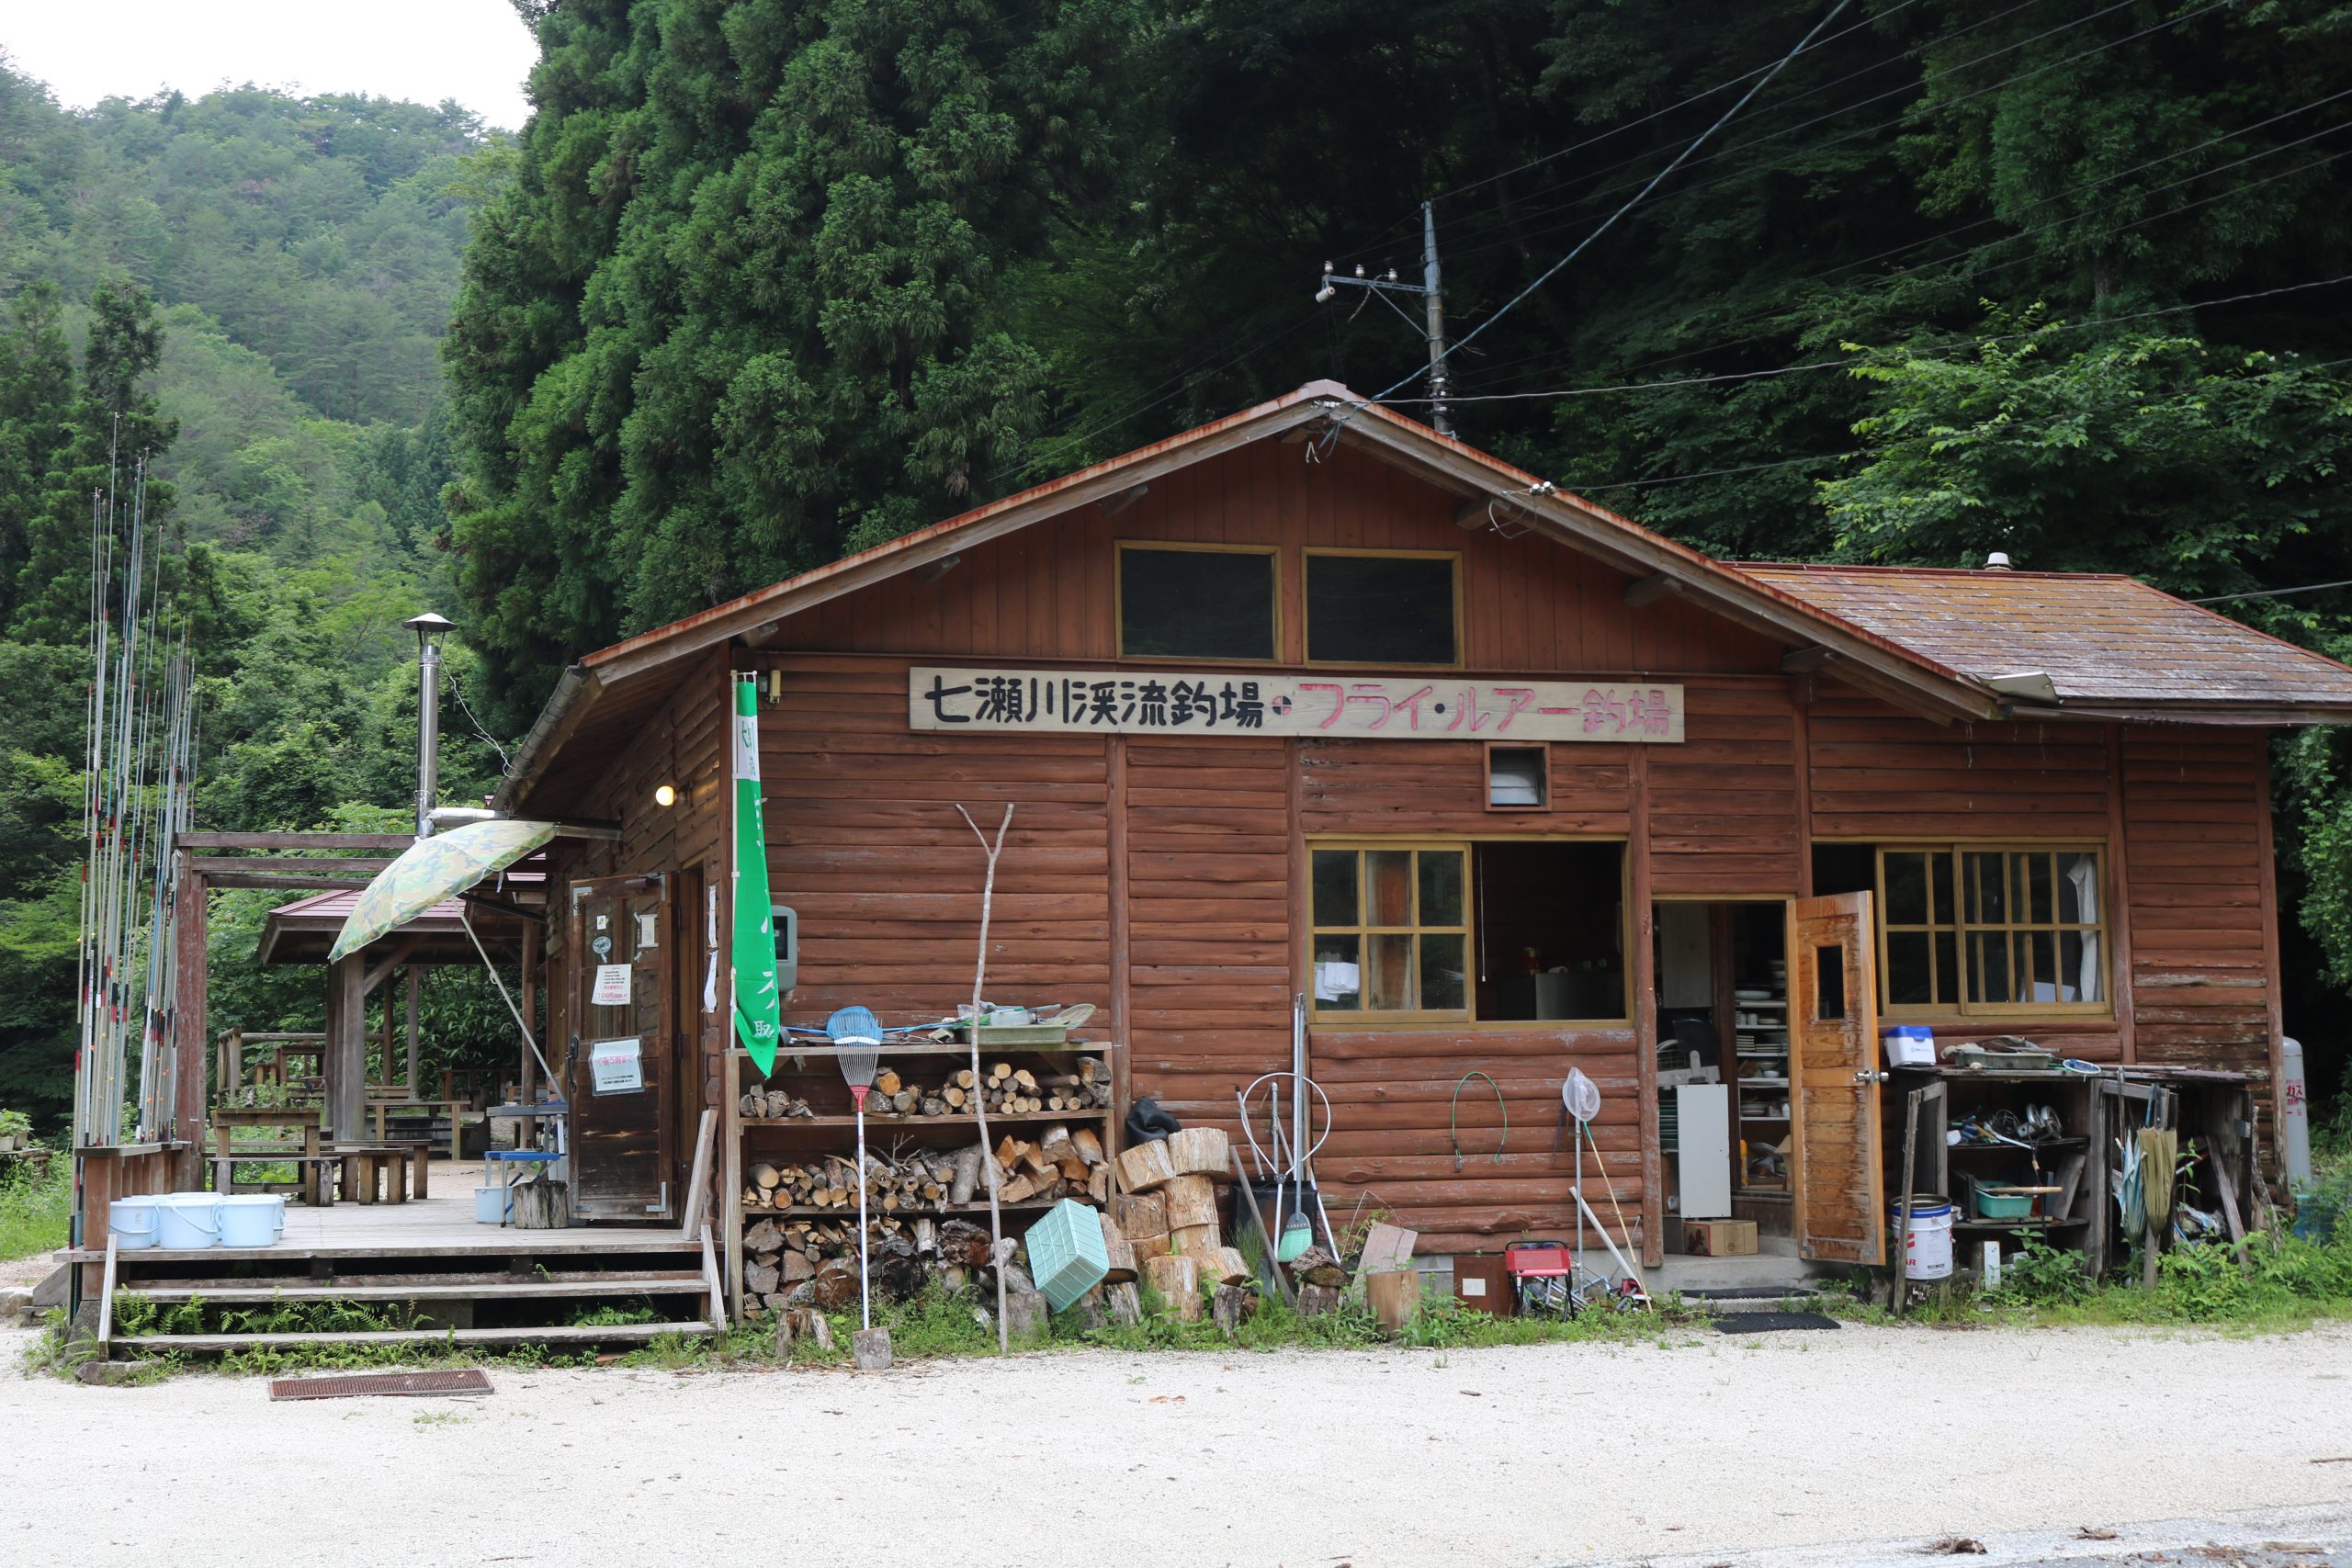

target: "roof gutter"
[492,664,594,815]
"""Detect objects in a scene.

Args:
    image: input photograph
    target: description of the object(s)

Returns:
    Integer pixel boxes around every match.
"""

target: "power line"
[1372,0,1860,405]
[2192,580,2352,604]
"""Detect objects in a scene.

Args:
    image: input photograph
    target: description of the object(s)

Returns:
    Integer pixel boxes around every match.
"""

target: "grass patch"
[0,1158,69,1263]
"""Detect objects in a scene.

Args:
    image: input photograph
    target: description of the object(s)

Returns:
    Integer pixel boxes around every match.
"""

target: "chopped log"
[1000,1171,1041,1204]
[744,1260,780,1296]
[1212,1283,1257,1337]
[1209,1247,1253,1287]
[1159,1173,1219,1231]
[775,1307,833,1352]
[852,1325,893,1371]
[1365,1269,1421,1337]
[1012,1068,1038,1091]
[779,1251,816,1283]
[954,1068,976,1090]
[1004,1289,1050,1345]
[911,1217,939,1255]
[950,1145,983,1204]
[937,1219,991,1269]
[1105,1280,1144,1326]
[944,1086,967,1109]
[994,1134,1021,1169]
[1111,1191,1167,1251]
[743,1218,782,1251]
[874,1067,902,1097]
[921,1097,946,1117]
[1088,1166,1110,1204]
[1289,1246,1347,1288]
[1170,1223,1222,1263]
[752,1163,782,1190]
[1037,1122,1074,1166]
[891,1089,916,1113]
[809,1258,859,1308]
[1144,1254,1203,1320]
[1294,1283,1341,1317]
[989,1062,1012,1084]
[1057,1157,1089,1182]
[1098,1211,1138,1281]
[1020,1142,1057,1178]
[1071,1127,1104,1167]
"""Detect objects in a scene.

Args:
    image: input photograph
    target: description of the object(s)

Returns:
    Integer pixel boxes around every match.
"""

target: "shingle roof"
[1741,564,2352,716]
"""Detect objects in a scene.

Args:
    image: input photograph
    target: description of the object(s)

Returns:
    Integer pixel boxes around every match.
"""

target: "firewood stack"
[741,1057,1113,1120]
[742,1213,997,1318]
[1106,1128,1256,1329]
[739,1087,815,1120]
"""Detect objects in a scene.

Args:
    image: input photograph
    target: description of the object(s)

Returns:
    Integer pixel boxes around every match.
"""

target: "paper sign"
[592,964,632,1006]
[590,1036,643,1095]
[910,665,1684,742]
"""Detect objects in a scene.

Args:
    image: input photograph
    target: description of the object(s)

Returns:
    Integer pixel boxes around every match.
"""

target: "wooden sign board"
[910,667,1684,743]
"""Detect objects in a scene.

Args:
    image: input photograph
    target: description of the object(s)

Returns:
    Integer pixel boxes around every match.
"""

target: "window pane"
[2025,853,2054,925]
[1886,931,1934,1006]
[2023,931,2058,1003]
[1365,850,1413,926]
[1931,852,1955,925]
[1972,932,2012,1004]
[1419,934,1466,1011]
[1306,553,1457,664]
[1119,547,1274,660]
[1967,853,2006,924]
[1366,933,1415,1010]
[1312,932,1361,1009]
[1814,944,1847,1021]
[2058,852,2098,924]
[1417,851,1464,927]
[1883,852,1929,925]
[1311,850,1357,927]
[1933,931,1960,1007]
[2063,931,2104,1003]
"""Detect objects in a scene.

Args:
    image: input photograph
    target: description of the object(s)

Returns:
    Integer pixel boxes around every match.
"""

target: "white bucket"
[108,1196,161,1251]
[1882,1026,1936,1068]
[473,1184,512,1225]
[216,1194,285,1248]
[153,1192,222,1250]
[1892,1198,1954,1280]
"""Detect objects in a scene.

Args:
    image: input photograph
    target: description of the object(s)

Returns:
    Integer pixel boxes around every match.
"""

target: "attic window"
[1305,550,1460,666]
[1117,543,1277,661]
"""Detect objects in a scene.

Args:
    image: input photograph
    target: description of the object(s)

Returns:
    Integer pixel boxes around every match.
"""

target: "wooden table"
[364,1099,467,1160]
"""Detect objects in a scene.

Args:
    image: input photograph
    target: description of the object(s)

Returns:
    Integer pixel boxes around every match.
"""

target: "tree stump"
[1104,1281,1144,1326]
[1211,1284,1258,1337]
[1294,1283,1342,1317]
[1003,1288,1051,1345]
[775,1308,833,1353]
[852,1325,893,1371]
[1364,1269,1420,1337]
[1143,1253,1202,1320]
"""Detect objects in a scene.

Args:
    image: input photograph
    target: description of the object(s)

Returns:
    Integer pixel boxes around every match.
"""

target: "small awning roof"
[255,874,543,967]
[1742,564,2352,723]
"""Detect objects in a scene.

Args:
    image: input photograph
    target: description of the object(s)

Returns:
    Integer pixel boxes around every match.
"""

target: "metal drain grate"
[268,1370,493,1401]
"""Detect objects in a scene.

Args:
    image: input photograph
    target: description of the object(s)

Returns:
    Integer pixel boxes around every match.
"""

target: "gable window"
[1304,549,1459,665]
[1117,543,1277,661]
[1818,843,2108,1015]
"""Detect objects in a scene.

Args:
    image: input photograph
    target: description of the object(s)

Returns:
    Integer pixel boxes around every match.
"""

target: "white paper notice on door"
[590,1035,643,1094]
[592,963,632,1006]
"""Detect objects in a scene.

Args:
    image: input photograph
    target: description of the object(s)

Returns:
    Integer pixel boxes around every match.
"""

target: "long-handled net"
[827,1005,884,1331]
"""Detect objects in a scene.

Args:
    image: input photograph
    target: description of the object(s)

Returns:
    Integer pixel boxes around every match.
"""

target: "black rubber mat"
[1709,1310,1840,1334]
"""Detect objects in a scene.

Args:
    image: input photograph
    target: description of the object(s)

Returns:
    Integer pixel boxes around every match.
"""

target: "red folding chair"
[1505,1239,1577,1317]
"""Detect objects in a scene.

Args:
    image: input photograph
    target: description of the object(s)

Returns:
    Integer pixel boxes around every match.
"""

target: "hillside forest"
[5,0,2352,1130]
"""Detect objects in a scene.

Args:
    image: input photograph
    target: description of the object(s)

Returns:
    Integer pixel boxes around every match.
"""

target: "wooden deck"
[72,1162,699,1262]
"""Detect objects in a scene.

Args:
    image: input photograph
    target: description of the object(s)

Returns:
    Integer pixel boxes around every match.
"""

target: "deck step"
[123,1271,709,1305]
[115,1320,718,1351]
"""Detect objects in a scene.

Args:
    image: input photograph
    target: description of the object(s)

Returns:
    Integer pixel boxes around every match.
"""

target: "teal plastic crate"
[1024,1198,1110,1312]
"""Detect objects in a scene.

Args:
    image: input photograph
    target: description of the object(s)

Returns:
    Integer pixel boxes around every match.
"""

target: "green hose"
[1451,1070,1507,1172]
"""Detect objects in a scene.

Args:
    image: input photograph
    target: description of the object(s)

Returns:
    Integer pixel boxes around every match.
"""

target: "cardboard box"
[1684,1218,1758,1257]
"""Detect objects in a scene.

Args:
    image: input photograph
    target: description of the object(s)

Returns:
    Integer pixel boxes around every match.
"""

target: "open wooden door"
[569,873,677,1222]
[1787,892,1885,1264]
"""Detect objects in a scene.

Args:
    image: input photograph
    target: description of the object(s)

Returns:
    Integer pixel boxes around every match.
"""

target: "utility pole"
[1314,199,1453,435]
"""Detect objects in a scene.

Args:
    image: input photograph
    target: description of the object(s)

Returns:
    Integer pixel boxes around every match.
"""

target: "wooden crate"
[1684,1218,1758,1257]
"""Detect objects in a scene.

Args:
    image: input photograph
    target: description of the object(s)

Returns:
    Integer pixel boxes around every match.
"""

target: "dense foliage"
[0,68,516,1126]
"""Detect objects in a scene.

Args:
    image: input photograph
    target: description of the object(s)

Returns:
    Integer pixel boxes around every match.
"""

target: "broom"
[2136,1125,2177,1290]
[827,1005,884,1331]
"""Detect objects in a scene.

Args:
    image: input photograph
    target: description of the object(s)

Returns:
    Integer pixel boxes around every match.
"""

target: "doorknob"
[1854,1069,1888,1084]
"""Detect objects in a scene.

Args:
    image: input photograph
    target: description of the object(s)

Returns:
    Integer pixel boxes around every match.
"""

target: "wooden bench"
[318,1140,431,1206]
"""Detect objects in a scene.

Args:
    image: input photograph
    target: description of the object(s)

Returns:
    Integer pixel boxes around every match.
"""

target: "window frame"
[1867,840,2112,1020]
[1484,741,1550,812]
[1306,835,1633,1028]
[1114,540,1281,664]
[1300,547,1464,669]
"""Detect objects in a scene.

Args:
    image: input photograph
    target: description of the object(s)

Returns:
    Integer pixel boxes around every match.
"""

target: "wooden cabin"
[496,381,2352,1303]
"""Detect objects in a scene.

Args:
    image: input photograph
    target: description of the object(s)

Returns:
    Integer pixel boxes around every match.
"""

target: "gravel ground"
[4,1319,2348,1567]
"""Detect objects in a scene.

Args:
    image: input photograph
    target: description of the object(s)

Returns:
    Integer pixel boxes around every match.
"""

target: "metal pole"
[1420,201,1452,437]
[415,636,441,840]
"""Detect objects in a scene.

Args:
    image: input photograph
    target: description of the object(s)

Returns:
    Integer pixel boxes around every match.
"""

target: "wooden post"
[1630,745,1662,1269]
[2106,724,2137,1064]
[1791,676,1815,898]
[2254,731,2287,1171]
[520,921,541,1149]
[1107,735,1131,1151]
[325,953,367,1142]
[405,966,422,1098]
[170,856,209,1189]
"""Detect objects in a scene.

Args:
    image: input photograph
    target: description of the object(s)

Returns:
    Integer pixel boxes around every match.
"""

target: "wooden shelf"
[740,1110,1114,1130]
[1947,1136,2087,1155]
[1737,1077,1791,1089]
[746,1040,1116,1061]
[1953,1214,2087,1232]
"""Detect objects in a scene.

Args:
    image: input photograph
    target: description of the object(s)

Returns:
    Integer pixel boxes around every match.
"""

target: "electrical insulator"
[1354,264,1365,277]
[1322,260,1334,275]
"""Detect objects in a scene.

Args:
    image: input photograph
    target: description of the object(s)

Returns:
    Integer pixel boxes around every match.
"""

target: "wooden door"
[1786,892,1885,1264]
[569,873,676,1222]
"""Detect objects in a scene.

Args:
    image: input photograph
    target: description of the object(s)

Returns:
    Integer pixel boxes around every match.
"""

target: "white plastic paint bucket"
[107,1196,161,1251]
[1891,1197,1954,1280]
[216,1194,285,1248]
[474,1184,511,1225]
[153,1192,222,1250]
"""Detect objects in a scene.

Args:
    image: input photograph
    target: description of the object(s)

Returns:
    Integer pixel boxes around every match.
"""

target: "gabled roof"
[494,381,2352,813]
[1744,564,2352,723]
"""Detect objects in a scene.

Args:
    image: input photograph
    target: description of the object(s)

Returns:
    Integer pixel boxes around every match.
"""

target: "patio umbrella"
[326,818,557,964]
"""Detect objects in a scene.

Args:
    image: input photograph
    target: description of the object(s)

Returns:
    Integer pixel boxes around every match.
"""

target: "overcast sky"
[4,0,538,130]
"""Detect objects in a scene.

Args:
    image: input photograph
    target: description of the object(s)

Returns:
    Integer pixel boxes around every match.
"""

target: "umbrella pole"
[463,907,558,1089]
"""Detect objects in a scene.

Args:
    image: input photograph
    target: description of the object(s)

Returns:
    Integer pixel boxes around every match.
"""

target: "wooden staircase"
[97,1228,725,1356]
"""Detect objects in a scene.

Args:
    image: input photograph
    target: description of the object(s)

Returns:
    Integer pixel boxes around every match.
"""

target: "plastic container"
[216,1194,286,1248]
[107,1195,161,1251]
[1881,1026,1936,1069]
[153,1192,221,1249]
[1891,1197,1954,1280]
[1964,1177,2041,1220]
[1023,1198,1110,1311]
[474,1184,512,1225]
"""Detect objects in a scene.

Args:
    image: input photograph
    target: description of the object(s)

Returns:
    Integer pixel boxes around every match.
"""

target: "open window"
[1308,840,1625,1023]
[1117,543,1277,661]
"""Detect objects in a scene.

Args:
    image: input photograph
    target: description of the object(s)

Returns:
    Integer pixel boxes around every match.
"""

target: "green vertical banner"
[730,676,783,1075]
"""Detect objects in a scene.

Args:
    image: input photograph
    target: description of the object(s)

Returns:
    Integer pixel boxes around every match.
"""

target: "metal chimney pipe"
[403,613,456,840]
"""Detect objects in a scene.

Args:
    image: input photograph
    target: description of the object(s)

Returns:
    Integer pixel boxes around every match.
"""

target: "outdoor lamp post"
[404,612,455,840]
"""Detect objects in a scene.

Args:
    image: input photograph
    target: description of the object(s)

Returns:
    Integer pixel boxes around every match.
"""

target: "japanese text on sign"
[908,667,1683,742]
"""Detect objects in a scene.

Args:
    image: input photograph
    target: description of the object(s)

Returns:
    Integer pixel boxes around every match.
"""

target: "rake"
[827,1005,884,1331]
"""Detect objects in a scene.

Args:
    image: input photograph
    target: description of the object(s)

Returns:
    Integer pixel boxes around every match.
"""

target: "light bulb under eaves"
[653,783,677,807]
